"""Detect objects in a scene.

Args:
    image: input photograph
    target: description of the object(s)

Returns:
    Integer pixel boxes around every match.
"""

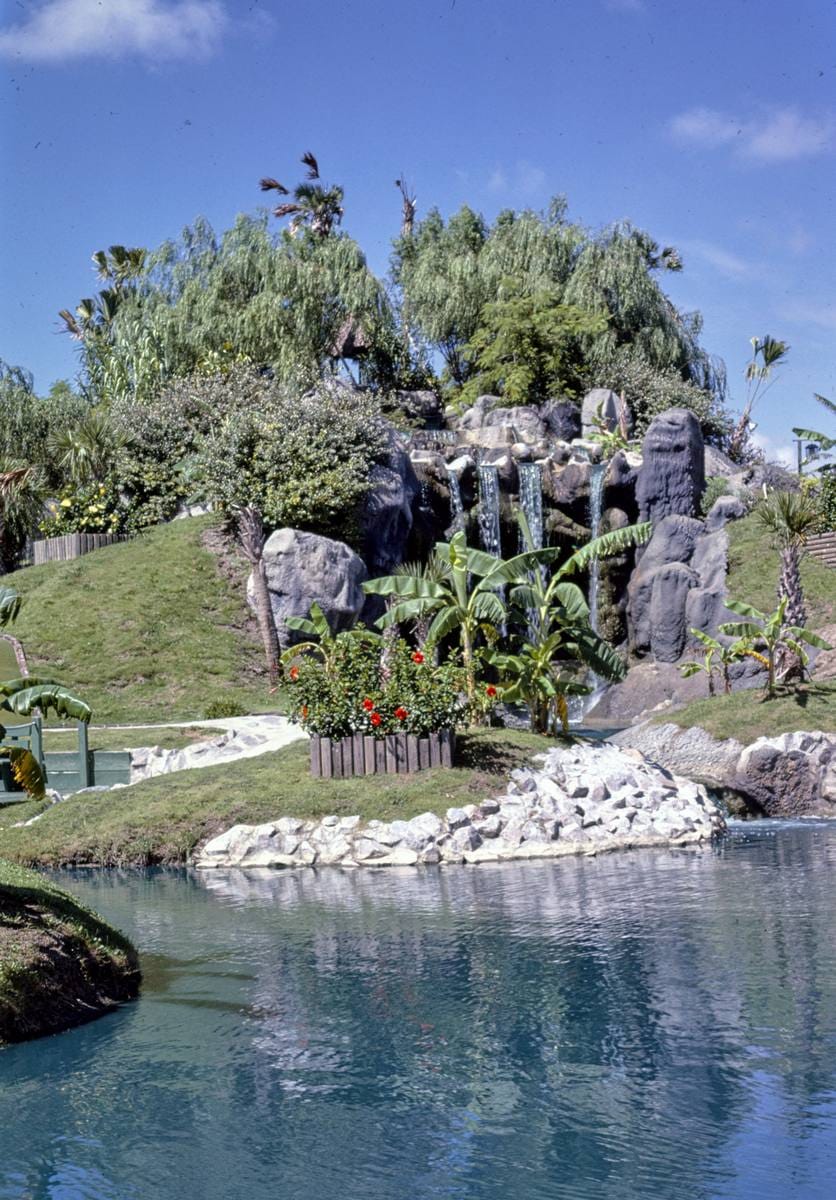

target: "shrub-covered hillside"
[6,517,271,724]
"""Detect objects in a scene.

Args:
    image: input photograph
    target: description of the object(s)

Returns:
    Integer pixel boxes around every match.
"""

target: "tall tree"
[260,152,344,237]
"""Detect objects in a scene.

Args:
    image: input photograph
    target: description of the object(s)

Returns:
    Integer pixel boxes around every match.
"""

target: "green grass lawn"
[42,725,215,753]
[0,858,139,1043]
[655,681,836,743]
[726,515,835,630]
[6,517,277,725]
[0,729,548,869]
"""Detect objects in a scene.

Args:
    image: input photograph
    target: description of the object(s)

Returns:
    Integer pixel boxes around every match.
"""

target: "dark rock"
[734,733,836,818]
[457,395,500,430]
[393,389,443,428]
[545,460,590,507]
[360,435,420,575]
[647,562,700,661]
[637,408,705,523]
[256,529,367,648]
[540,399,581,441]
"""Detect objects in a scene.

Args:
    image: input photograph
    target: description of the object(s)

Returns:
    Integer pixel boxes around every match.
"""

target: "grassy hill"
[5,517,273,725]
[726,514,834,630]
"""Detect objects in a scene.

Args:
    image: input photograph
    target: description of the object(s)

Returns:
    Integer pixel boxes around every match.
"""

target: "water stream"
[477,464,501,557]
[446,466,465,533]
[517,462,544,551]
[2,823,835,1199]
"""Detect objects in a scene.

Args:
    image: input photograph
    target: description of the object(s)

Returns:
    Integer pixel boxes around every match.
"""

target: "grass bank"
[0,729,547,869]
[726,515,834,630]
[7,517,275,725]
[42,725,215,754]
[0,859,140,1044]
[655,681,836,743]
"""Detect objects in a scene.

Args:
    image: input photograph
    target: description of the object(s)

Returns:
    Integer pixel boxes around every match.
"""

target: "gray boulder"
[705,494,747,531]
[393,389,443,427]
[734,732,836,818]
[255,529,367,648]
[457,395,500,431]
[540,399,581,442]
[646,562,700,661]
[581,388,621,436]
[360,435,420,574]
[637,408,705,523]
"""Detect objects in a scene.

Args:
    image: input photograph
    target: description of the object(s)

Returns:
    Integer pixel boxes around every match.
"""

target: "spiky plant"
[260,153,344,237]
[756,490,820,628]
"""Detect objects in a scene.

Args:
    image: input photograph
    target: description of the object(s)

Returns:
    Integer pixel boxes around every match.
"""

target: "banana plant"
[719,598,832,698]
[0,584,92,797]
[282,601,380,677]
[680,629,748,696]
[364,531,506,703]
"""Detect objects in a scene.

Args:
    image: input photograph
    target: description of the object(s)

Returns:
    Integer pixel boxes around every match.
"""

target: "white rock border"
[196,740,725,871]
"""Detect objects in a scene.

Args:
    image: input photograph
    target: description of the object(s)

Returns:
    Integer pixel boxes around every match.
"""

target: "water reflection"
[1,824,834,1199]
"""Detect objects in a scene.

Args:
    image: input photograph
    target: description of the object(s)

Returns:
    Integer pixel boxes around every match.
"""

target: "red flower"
[301,705,308,719]
[394,706,408,721]
[486,685,498,698]
[411,651,425,664]
[289,665,299,681]
[370,711,382,726]
[362,698,374,711]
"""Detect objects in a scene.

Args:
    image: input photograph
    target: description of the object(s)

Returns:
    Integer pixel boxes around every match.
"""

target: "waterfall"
[477,465,501,556]
[587,462,606,634]
[569,460,608,726]
[518,463,543,551]
[446,467,465,532]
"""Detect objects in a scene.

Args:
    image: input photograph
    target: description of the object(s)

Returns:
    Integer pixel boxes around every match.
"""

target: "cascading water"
[477,464,502,556]
[587,462,606,635]
[517,463,543,550]
[569,460,609,725]
[446,466,465,533]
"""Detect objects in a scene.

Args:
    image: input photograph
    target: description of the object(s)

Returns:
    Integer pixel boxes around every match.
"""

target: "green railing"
[0,720,131,801]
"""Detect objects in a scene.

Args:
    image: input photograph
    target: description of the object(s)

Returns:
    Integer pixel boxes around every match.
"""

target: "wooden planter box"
[310,729,456,778]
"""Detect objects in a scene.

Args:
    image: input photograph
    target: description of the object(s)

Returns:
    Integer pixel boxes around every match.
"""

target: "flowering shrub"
[39,482,124,536]
[285,635,486,738]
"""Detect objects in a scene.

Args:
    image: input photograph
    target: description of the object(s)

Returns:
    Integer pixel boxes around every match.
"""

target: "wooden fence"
[807,531,836,569]
[32,532,125,566]
[310,729,455,778]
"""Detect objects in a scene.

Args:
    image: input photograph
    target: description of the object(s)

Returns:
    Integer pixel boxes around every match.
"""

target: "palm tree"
[728,335,790,462]
[260,153,344,237]
[756,490,820,628]
[47,409,125,486]
[236,505,280,687]
[0,462,46,573]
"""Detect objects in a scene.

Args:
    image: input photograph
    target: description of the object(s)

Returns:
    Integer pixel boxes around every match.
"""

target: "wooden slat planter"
[309,730,455,778]
[33,532,126,566]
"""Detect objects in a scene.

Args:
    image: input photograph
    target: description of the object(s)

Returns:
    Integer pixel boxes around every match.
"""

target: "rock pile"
[195,741,724,871]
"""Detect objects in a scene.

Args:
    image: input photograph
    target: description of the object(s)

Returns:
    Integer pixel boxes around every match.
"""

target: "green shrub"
[203,698,247,720]
[285,638,471,739]
[701,475,732,516]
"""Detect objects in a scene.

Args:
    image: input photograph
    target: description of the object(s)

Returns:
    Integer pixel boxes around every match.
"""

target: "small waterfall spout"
[477,465,501,557]
[518,463,543,550]
[446,466,465,533]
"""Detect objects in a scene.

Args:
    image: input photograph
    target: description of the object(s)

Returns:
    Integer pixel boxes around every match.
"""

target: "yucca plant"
[756,490,820,628]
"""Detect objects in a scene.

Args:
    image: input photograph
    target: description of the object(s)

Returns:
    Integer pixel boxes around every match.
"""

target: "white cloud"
[749,430,796,469]
[669,105,834,164]
[488,161,547,200]
[780,300,836,333]
[684,239,753,280]
[0,0,227,63]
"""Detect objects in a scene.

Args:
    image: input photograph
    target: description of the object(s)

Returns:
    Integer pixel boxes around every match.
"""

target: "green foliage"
[199,374,390,544]
[458,290,607,407]
[203,698,247,720]
[680,629,747,696]
[590,349,730,441]
[812,470,836,531]
[40,481,123,536]
[284,634,470,739]
[719,597,831,698]
[701,476,732,516]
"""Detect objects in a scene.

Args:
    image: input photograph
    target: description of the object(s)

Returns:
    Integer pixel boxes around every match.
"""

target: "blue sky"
[2,0,834,462]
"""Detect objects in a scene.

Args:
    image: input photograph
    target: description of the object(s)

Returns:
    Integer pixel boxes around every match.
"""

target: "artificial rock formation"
[636,408,705,524]
[253,528,367,648]
[196,741,724,870]
[360,434,420,575]
[581,388,621,436]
